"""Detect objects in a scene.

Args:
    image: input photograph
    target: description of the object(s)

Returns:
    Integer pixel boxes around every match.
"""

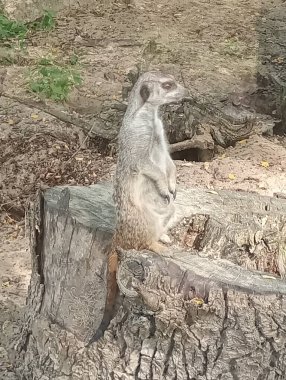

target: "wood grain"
[12,183,286,379]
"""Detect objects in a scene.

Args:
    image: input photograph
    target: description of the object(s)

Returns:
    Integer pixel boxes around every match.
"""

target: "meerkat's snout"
[161,75,189,103]
[177,83,189,99]
[168,82,189,103]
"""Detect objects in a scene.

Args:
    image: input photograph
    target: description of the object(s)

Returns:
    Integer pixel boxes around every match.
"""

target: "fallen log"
[11,183,286,379]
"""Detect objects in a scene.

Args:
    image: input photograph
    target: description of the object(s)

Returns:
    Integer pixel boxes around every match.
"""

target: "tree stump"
[12,183,286,379]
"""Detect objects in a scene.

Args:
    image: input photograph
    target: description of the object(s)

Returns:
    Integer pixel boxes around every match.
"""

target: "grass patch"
[29,10,55,31]
[0,10,55,41]
[0,14,27,40]
[221,37,243,57]
[29,58,82,101]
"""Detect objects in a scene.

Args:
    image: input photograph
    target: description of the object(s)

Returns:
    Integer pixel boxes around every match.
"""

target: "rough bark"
[11,183,286,380]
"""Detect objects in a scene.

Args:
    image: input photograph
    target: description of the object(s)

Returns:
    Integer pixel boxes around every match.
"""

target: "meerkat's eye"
[161,81,175,90]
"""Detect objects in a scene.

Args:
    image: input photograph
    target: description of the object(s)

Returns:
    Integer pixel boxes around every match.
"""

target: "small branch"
[0,93,116,141]
[169,134,214,153]
[274,192,286,200]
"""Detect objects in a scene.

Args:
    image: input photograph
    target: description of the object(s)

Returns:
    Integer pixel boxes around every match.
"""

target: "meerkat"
[90,71,188,343]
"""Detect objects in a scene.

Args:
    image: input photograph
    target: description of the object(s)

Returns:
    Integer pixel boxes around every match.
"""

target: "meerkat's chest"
[150,116,170,171]
[153,115,167,145]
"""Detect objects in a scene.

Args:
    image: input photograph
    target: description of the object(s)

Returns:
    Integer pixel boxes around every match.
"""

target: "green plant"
[69,53,79,66]
[29,59,82,101]
[0,14,27,40]
[30,10,55,30]
[222,37,242,57]
[0,9,55,43]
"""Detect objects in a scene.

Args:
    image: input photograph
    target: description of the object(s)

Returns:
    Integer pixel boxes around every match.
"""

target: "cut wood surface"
[12,183,286,379]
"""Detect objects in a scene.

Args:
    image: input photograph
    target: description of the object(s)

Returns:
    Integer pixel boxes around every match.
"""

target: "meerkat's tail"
[88,247,118,345]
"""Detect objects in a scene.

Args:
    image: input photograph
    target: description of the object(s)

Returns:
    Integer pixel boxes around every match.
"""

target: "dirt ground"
[1,0,286,378]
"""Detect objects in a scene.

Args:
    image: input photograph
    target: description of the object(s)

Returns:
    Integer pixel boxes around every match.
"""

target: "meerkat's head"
[136,71,188,107]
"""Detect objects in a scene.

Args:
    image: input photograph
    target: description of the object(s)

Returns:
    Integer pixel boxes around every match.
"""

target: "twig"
[0,200,16,208]
[67,125,94,162]
[0,93,116,141]
[76,37,142,48]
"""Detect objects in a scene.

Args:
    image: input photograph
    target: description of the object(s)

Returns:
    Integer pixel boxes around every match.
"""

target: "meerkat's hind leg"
[158,206,176,245]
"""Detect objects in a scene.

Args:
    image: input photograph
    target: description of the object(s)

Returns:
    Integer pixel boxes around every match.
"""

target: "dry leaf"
[8,119,14,125]
[228,173,236,180]
[261,161,269,168]
[75,157,84,161]
[219,153,226,159]
[51,47,59,54]
[192,297,204,306]
[272,57,284,64]
[206,190,218,195]
[238,139,247,145]
[31,113,39,120]
[203,162,210,170]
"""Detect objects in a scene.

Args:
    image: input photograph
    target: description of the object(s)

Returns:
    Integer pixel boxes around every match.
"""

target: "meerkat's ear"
[139,84,150,103]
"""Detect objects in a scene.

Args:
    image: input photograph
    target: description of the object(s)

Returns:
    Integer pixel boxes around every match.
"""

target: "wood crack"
[13,183,286,378]
[213,290,229,366]
[163,329,176,377]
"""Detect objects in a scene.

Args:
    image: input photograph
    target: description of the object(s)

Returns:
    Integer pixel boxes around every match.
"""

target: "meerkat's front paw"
[159,190,171,205]
[169,188,176,200]
[168,178,177,201]
[159,234,172,244]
